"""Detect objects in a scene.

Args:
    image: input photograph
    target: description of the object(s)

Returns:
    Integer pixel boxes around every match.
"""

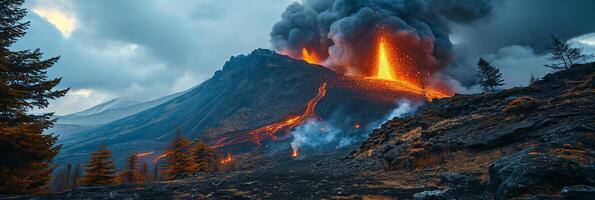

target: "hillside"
[354,63,595,199]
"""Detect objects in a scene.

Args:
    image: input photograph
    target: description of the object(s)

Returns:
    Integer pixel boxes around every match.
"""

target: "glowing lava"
[220,153,234,165]
[302,48,320,64]
[370,31,452,100]
[152,152,171,164]
[375,37,397,80]
[249,82,326,144]
[135,152,153,157]
[291,149,299,158]
[208,82,328,150]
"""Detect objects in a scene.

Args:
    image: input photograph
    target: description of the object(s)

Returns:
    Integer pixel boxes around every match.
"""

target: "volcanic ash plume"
[271,0,492,91]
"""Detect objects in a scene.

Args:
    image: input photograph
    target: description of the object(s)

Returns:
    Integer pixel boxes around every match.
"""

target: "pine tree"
[529,74,537,85]
[477,58,504,92]
[0,0,68,194]
[118,154,141,184]
[165,128,194,180]
[190,140,215,173]
[83,144,117,186]
[544,35,588,71]
[71,163,81,190]
[138,161,150,183]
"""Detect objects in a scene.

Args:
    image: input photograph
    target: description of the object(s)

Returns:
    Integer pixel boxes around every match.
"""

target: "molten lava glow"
[248,82,327,144]
[152,152,171,164]
[220,153,234,165]
[370,31,452,100]
[136,152,153,157]
[354,122,361,129]
[208,82,328,150]
[291,149,299,158]
[375,38,397,80]
[301,48,320,64]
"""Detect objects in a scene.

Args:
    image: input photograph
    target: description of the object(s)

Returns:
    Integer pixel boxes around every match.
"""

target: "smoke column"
[271,0,492,80]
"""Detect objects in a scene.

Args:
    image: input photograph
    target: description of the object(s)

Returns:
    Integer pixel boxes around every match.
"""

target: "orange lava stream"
[302,48,320,64]
[249,82,327,144]
[152,152,171,164]
[220,153,234,165]
[135,152,154,157]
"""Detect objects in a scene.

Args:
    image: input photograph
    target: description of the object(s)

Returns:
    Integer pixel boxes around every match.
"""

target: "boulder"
[413,189,446,200]
[561,185,595,200]
[488,147,594,199]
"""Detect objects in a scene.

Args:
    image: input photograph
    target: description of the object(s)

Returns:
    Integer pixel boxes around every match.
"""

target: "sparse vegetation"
[544,35,589,71]
[476,58,504,92]
[83,144,117,186]
[165,128,194,180]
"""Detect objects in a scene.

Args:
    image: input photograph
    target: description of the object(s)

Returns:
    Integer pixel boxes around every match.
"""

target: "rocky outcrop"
[355,63,595,199]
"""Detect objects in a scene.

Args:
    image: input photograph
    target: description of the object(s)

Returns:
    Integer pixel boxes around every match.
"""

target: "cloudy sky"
[17,0,293,115]
[15,0,595,115]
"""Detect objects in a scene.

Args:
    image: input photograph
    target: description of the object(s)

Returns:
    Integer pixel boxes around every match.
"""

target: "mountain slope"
[57,49,427,163]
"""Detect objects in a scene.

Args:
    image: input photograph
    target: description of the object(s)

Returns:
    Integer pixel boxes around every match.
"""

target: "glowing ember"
[220,153,234,165]
[135,152,153,157]
[301,48,320,64]
[152,152,171,164]
[354,123,361,129]
[291,149,299,158]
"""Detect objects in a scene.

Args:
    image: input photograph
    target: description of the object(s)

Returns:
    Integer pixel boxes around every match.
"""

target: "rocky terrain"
[11,63,593,200]
[355,63,595,199]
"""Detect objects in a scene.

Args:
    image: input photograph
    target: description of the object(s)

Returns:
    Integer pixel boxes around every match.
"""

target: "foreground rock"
[355,63,595,199]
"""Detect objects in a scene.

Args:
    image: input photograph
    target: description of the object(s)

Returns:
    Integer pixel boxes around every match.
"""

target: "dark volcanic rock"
[561,185,595,200]
[355,63,595,198]
[488,147,594,199]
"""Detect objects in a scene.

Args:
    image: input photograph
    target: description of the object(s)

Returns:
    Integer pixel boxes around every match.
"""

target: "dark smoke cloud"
[270,0,493,76]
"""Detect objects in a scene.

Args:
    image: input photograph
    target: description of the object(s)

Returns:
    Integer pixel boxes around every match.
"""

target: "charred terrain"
[17,63,594,199]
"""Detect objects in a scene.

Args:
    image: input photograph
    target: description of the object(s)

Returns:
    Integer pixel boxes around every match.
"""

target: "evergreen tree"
[71,163,81,190]
[83,144,117,186]
[138,161,150,183]
[118,154,141,184]
[165,128,194,180]
[544,35,588,71]
[190,140,215,173]
[477,58,504,92]
[529,74,537,85]
[0,0,68,194]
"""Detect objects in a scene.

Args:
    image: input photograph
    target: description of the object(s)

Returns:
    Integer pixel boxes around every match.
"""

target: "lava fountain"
[301,48,320,64]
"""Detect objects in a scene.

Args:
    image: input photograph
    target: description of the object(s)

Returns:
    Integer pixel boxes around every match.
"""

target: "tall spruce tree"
[544,35,588,71]
[477,58,504,92]
[83,144,117,186]
[165,128,194,180]
[118,154,141,184]
[190,140,215,173]
[0,0,68,194]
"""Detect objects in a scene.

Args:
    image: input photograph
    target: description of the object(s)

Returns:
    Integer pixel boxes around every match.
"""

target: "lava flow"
[291,149,299,158]
[209,82,328,150]
[249,82,326,144]
[152,152,171,164]
[220,153,234,165]
[301,48,320,64]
